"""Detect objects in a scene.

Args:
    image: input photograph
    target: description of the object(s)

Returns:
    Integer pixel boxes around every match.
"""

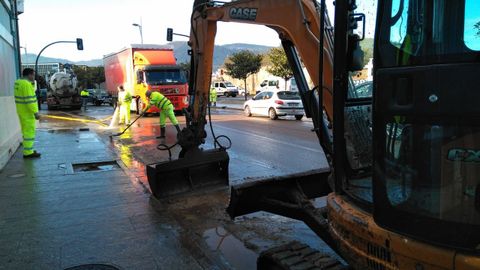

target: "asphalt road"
[206,108,328,184]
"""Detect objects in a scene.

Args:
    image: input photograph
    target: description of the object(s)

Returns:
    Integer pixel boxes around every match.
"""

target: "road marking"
[214,125,324,154]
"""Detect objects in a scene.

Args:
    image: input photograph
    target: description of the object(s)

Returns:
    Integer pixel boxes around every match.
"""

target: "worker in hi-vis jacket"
[14,68,41,158]
[145,90,181,139]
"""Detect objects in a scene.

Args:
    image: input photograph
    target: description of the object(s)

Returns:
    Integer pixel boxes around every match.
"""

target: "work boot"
[174,125,181,133]
[156,127,166,139]
[23,151,41,159]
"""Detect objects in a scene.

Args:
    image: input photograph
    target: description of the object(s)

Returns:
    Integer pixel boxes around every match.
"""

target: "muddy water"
[204,227,258,270]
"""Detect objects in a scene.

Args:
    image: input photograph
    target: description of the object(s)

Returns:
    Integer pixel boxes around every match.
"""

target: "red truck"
[103,45,189,114]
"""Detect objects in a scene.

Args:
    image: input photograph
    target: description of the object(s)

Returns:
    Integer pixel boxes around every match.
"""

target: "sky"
[18,0,379,62]
[18,0,281,62]
[464,0,480,50]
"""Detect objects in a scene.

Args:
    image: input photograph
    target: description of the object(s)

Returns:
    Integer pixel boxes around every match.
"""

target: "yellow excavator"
[147,0,480,268]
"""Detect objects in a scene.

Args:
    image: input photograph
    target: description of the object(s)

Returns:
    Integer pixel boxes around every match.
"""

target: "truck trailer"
[103,45,189,114]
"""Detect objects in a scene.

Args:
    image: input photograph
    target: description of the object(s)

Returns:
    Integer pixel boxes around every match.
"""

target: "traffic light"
[76,38,84,50]
[167,28,173,42]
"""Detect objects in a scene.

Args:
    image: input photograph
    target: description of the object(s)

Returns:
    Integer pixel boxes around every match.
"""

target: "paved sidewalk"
[0,129,201,270]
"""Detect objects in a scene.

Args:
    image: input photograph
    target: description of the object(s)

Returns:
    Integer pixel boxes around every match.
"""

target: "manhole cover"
[64,264,119,270]
[72,161,120,173]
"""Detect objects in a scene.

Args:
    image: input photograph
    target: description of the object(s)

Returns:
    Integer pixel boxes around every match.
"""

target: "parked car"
[86,89,96,104]
[212,81,239,97]
[258,78,298,92]
[238,87,246,96]
[258,79,280,92]
[91,89,113,106]
[290,78,298,92]
[243,90,304,120]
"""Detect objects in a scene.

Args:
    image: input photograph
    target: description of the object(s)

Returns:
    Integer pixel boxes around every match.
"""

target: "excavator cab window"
[373,0,480,251]
[339,1,377,205]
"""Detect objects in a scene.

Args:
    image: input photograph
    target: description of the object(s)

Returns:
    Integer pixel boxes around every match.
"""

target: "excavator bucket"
[146,148,229,198]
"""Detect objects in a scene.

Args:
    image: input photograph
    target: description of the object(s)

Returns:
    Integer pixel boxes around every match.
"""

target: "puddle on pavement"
[203,227,257,270]
[8,173,26,178]
[72,161,120,172]
[78,132,97,139]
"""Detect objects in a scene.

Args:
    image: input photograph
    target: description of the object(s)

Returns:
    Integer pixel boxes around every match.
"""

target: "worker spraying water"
[117,85,132,125]
[109,90,181,138]
[145,90,181,138]
[108,106,120,129]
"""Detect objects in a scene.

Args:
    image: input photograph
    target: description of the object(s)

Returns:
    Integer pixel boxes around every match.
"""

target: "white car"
[243,91,304,120]
[238,87,246,96]
[212,81,239,97]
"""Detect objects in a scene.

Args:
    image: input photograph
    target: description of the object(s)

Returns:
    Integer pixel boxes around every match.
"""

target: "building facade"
[22,62,61,81]
[0,0,22,170]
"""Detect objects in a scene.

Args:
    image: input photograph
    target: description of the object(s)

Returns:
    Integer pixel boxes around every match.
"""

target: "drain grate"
[72,161,120,173]
[48,128,75,133]
[64,264,120,270]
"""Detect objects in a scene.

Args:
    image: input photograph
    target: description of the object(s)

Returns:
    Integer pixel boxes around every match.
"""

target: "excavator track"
[257,241,348,270]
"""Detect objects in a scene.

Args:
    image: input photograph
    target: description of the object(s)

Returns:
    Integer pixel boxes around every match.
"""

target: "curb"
[213,105,243,111]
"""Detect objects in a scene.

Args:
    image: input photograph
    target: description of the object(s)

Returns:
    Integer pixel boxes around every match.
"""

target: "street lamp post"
[132,23,143,44]
[20,46,27,63]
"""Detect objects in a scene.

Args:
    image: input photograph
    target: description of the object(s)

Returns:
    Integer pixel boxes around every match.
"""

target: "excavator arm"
[182,0,334,154]
[147,0,363,199]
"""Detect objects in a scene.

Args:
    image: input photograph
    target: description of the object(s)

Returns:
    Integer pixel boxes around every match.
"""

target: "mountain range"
[21,42,274,70]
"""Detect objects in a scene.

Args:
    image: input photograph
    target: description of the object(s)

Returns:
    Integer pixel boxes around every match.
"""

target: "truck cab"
[104,45,190,114]
[136,65,189,113]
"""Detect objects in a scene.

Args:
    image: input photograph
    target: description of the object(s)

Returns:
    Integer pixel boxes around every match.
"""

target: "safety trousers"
[19,116,36,155]
[159,104,178,127]
[119,102,131,124]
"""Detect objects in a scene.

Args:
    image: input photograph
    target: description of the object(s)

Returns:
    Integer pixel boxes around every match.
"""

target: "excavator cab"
[325,0,480,267]
[372,0,480,252]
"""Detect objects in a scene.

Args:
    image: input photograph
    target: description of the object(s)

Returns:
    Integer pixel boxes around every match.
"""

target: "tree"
[266,47,293,91]
[224,50,263,100]
[72,66,105,89]
[360,38,374,67]
[475,21,480,38]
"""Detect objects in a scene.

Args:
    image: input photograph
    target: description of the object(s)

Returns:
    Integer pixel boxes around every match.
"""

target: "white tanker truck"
[47,68,82,110]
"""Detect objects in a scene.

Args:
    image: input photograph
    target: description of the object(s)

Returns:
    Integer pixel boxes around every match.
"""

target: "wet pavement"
[0,104,335,269]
